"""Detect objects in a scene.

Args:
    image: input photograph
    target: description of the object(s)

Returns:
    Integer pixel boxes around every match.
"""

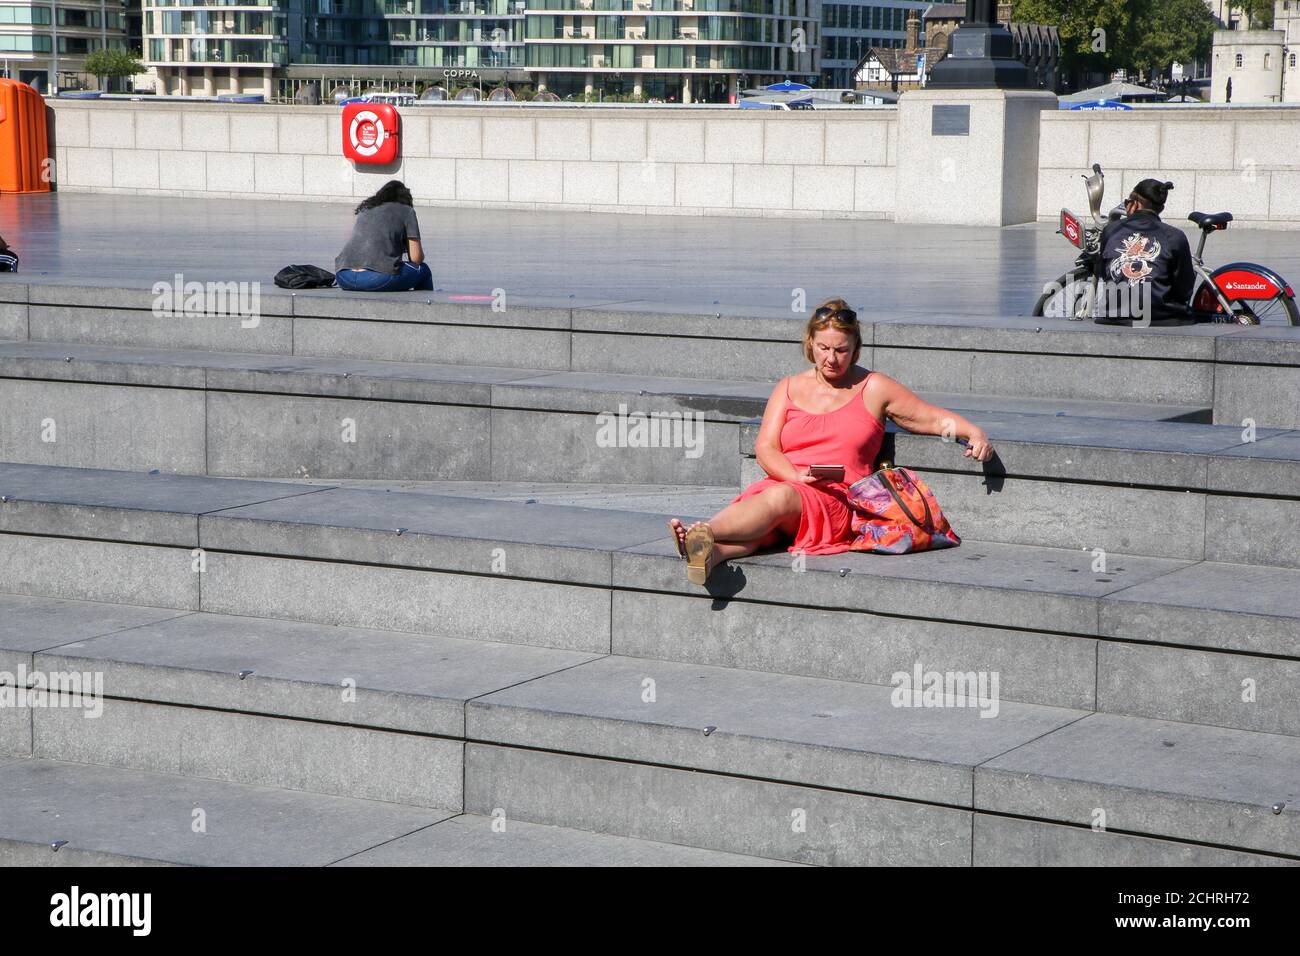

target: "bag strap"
[881,468,933,528]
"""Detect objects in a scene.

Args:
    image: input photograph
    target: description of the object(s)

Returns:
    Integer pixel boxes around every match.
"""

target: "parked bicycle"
[1033,164,1298,326]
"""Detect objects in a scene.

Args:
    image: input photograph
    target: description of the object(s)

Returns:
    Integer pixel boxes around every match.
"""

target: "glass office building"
[0,1,130,91]
[141,0,815,100]
[145,0,289,95]
[523,0,820,102]
[819,1,924,89]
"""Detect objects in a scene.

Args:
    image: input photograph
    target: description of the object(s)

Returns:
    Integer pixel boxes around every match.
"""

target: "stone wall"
[1036,106,1300,226]
[46,98,1300,227]
[47,100,900,220]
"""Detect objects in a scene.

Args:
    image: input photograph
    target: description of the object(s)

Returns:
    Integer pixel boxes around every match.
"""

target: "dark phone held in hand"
[809,464,845,482]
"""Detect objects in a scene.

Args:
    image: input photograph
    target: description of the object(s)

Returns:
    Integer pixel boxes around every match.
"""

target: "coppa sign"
[342,102,400,164]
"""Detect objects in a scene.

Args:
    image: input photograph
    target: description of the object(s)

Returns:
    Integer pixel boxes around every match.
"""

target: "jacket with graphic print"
[1094,210,1194,321]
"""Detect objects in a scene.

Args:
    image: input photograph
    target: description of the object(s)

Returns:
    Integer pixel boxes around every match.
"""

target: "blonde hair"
[803,298,862,364]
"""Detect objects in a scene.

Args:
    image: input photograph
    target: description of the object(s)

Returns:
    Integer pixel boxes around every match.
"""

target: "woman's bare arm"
[754,378,819,483]
[869,373,994,462]
[407,238,425,265]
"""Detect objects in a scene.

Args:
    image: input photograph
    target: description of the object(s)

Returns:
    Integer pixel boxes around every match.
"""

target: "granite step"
[0,758,782,866]
[3,334,1299,562]
[3,281,1295,424]
[4,594,1296,864]
[0,339,1215,487]
[1,465,1298,736]
[0,595,600,808]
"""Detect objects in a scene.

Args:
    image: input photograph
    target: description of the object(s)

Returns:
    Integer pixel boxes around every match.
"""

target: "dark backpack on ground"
[0,236,16,273]
[274,264,335,289]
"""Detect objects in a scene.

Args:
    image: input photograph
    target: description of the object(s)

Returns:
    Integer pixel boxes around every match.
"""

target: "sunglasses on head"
[815,307,856,321]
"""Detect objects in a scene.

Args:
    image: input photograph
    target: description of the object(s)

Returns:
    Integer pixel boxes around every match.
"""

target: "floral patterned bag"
[846,464,960,554]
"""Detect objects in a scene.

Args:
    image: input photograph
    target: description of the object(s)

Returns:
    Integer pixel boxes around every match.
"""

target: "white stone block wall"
[1037,107,1300,227]
[48,101,899,221]
[46,100,1300,226]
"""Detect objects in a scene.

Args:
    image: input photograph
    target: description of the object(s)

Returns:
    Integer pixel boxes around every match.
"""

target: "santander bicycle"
[1033,164,1299,326]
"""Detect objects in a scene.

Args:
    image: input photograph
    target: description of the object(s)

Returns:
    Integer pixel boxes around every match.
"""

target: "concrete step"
[466,708,1300,865]
[0,758,780,866]
[1,594,600,808]
[1,464,1298,737]
[0,339,1211,486]
[5,339,1300,568]
[3,282,1295,425]
[4,594,1295,864]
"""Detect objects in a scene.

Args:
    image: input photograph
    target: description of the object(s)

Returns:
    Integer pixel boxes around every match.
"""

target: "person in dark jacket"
[335,180,432,292]
[0,234,17,273]
[1094,178,1194,325]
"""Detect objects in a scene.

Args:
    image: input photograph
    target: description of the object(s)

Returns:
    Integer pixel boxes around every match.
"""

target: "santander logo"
[1216,270,1280,298]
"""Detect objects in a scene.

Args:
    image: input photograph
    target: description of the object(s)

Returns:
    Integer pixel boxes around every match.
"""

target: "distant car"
[738,98,816,110]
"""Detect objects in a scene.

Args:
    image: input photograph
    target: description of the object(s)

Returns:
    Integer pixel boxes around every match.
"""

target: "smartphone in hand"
[808,464,845,482]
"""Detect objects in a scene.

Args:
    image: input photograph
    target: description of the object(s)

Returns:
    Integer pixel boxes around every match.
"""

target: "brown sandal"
[684,523,717,586]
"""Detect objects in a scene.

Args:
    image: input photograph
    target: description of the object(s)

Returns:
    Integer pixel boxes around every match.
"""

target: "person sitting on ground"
[0,234,17,273]
[668,299,995,585]
[1094,178,1194,324]
[335,180,433,292]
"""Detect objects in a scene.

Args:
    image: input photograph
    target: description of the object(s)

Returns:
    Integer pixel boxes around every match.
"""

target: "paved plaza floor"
[4,191,1299,319]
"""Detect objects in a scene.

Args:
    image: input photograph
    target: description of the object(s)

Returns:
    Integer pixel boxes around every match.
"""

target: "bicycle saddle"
[1188,211,1233,230]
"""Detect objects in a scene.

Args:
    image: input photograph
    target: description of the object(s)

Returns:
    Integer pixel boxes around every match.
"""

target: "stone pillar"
[536,72,547,92]
[584,73,594,96]
[682,73,692,103]
[895,88,1056,226]
[727,74,738,101]
[633,74,643,97]
[263,68,274,100]
[202,67,214,96]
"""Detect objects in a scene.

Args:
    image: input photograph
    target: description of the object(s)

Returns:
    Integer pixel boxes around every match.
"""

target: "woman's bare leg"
[669,485,802,561]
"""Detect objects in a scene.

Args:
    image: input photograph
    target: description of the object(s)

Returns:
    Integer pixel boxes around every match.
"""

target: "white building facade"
[1280,0,1299,101]
[1209,1,1300,103]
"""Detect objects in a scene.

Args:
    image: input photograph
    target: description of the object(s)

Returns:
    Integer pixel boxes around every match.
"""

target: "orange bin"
[0,78,51,194]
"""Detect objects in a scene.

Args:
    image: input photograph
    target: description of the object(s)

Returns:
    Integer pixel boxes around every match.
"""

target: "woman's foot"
[684,522,717,586]
[667,518,688,558]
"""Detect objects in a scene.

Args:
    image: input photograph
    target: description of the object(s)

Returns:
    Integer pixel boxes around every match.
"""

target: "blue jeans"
[336,261,432,292]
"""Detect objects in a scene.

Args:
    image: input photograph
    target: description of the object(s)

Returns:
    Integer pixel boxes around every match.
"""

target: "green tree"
[82,48,144,92]
[1131,0,1217,85]
[1015,0,1218,86]
[1228,0,1274,28]
[1012,0,1152,82]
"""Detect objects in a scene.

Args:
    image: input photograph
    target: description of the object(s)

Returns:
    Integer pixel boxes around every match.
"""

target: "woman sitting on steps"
[668,299,995,585]
[335,180,433,293]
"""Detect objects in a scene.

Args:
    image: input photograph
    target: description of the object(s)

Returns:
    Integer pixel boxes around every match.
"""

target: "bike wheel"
[1226,294,1300,327]
[1198,266,1300,327]
[1032,267,1095,320]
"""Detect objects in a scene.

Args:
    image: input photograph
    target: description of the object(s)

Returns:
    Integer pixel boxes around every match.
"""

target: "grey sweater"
[335,203,422,274]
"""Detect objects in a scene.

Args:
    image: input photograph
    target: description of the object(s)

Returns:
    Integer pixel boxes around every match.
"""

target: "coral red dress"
[734,372,886,555]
